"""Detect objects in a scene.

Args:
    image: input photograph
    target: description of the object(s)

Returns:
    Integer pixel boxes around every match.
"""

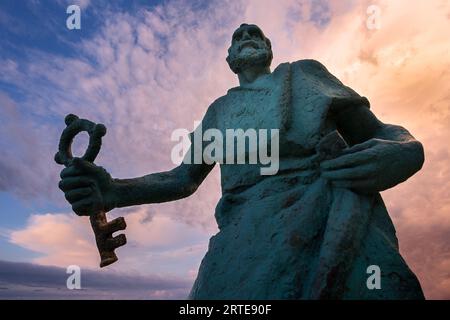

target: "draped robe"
[188,59,424,299]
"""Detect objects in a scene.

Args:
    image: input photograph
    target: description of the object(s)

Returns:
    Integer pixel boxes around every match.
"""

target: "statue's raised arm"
[58,147,214,216]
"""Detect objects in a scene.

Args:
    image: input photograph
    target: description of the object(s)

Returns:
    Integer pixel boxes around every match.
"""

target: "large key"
[55,114,127,268]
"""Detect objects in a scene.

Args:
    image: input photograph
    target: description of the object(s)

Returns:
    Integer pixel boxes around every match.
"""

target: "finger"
[321,164,377,180]
[65,187,92,203]
[339,139,377,156]
[321,150,376,170]
[72,157,98,175]
[72,198,94,216]
[60,165,84,179]
[59,176,93,192]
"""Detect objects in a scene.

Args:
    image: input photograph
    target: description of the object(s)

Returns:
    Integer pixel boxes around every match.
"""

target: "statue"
[58,23,425,299]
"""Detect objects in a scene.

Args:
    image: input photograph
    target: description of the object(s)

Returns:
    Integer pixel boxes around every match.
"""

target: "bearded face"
[226,24,273,74]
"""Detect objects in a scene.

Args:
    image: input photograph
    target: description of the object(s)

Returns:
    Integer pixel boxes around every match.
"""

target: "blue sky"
[0,0,100,262]
[0,0,227,298]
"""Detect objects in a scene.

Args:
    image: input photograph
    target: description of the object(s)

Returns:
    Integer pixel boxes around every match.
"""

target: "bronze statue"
[58,24,425,299]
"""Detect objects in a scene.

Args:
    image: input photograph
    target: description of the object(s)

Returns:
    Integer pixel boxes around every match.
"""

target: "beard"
[226,44,273,74]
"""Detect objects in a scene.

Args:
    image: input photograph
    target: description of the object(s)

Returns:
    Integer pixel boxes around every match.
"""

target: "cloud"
[0,0,227,227]
[56,0,91,10]
[8,213,98,267]
[0,92,58,201]
[8,208,211,279]
[0,260,190,299]
[312,0,450,299]
[1,0,449,299]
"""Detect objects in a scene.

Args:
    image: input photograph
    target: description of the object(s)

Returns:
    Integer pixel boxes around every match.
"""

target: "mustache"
[238,40,262,51]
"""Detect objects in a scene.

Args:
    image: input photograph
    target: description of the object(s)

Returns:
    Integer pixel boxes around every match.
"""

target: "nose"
[242,30,251,40]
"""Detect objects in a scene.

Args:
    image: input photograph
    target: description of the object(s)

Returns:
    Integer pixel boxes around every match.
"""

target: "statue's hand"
[58,158,117,216]
[320,138,423,194]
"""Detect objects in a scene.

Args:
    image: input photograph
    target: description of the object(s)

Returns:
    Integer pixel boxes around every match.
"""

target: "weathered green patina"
[58,24,425,299]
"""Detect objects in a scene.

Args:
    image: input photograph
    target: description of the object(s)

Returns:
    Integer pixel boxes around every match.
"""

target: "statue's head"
[226,23,273,74]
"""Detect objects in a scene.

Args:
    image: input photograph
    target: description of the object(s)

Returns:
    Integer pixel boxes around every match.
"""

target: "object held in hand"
[55,114,127,268]
[316,130,349,160]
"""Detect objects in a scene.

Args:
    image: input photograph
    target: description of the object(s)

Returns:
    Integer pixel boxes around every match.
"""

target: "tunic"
[188,59,424,299]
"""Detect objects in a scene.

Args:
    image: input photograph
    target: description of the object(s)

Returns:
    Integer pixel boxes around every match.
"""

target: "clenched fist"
[58,158,117,216]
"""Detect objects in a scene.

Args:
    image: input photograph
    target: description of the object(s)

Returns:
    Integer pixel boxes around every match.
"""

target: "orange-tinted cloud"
[9,208,210,279]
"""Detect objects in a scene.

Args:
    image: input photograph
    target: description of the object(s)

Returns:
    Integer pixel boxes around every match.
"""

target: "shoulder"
[199,93,228,128]
[291,59,328,71]
[207,93,228,115]
[289,59,342,84]
[289,59,371,112]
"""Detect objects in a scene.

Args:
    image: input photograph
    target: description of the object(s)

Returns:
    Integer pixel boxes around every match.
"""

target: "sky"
[0,0,449,299]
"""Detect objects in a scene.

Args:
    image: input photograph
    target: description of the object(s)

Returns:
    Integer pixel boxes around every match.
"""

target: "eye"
[249,28,262,39]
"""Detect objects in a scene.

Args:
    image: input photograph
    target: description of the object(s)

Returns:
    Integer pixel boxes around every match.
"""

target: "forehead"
[232,25,264,40]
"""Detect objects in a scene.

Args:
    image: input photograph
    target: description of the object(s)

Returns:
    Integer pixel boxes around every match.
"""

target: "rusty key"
[55,114,127,268]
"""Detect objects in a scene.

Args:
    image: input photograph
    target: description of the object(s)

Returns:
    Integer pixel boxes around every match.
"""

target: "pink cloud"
[8,208,211,279]
[9,213,98,267]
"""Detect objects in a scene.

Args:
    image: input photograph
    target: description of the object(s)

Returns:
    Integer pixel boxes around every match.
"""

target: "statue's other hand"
[319,138,423,194]
[58,158,116,216]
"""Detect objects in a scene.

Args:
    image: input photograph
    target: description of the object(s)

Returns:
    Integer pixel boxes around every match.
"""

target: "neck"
[238,65,271,87]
